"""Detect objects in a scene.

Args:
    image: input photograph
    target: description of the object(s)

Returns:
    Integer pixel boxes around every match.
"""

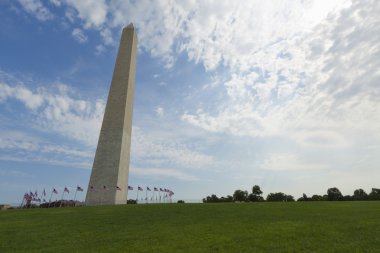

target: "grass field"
[1,202,380,253]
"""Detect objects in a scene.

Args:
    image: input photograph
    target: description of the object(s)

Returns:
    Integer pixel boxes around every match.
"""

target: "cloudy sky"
[0,0,379,204]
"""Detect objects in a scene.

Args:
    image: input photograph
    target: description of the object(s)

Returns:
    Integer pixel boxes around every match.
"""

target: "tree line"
[202,185,380,203]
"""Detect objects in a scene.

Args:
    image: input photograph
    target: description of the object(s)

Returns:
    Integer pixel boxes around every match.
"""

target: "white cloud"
[18,0,54,21]
[0,154,91,169]
[182,0,380,148]
[0,169,30,178]
[292,130,350,149]
[132,127,215,170]
[63,0,108,28]
[40,94,104,146]
[0,129,93,168]
[0,83,13,102]
[155,106,164,117]
[95,44,106,55]
[100,28,114,46]
[0,131,38,151]
[131,167,198,181]
[23,0,351,69]
[0,83,44,110]
[49,0,61,7]
[0,79,104,147]
[71,28,88,44]
[260,153,328,171]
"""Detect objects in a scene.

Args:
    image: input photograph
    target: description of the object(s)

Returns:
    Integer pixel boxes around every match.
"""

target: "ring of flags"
[22,185,175,207]
[22,186,85,208]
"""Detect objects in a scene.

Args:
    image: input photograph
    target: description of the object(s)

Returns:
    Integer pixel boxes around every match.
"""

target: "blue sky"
[1,0,379,204]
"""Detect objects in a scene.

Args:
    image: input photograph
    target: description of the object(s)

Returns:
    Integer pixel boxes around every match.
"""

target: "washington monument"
[86,24,137,205]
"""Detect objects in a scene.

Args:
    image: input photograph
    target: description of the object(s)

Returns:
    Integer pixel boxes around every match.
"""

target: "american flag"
[64,187,69,193]
[42,189,46,196]
[160,188,163,192]
[138,186,143,191]
[154,187,158,191]
[116,186,122,191]
[128,186,133,190]
[34,190,38,197]
[147,187,151,191]
[53,188,58,194]
[169,190,174,197]
[24,193,32,201]
[77,186,84,192]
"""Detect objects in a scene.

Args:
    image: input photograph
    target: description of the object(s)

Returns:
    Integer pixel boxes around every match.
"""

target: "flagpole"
[136,188,139,204]
[42,189,46,207]
[29,190,33,208]
[60,188,65,208]
[74,189,78,205]
[48,190,53,208]
[20,194,25,208]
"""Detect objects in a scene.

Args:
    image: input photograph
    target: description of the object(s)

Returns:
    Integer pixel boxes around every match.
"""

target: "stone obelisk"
[86,24,137,205]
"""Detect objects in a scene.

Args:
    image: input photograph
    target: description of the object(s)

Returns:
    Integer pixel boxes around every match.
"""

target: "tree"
[353,189,368,201]
[248,193,264,202]
[369,188,380,200]
[203,194,220,203]
[267,192,292,202]
[297,193,309,201]
[203,194,233,203]
[343,195,352,201]
[327,187,343,201]
[285,195,295,202]
[210,194,219,202]
[233,190,248,202]
[310,195,323,201]
[248,185,263,202]
[220,195,233,202]
[252,185,263,196]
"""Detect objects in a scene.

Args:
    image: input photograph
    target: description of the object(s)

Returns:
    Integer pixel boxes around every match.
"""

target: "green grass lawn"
[1,202,379,253]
